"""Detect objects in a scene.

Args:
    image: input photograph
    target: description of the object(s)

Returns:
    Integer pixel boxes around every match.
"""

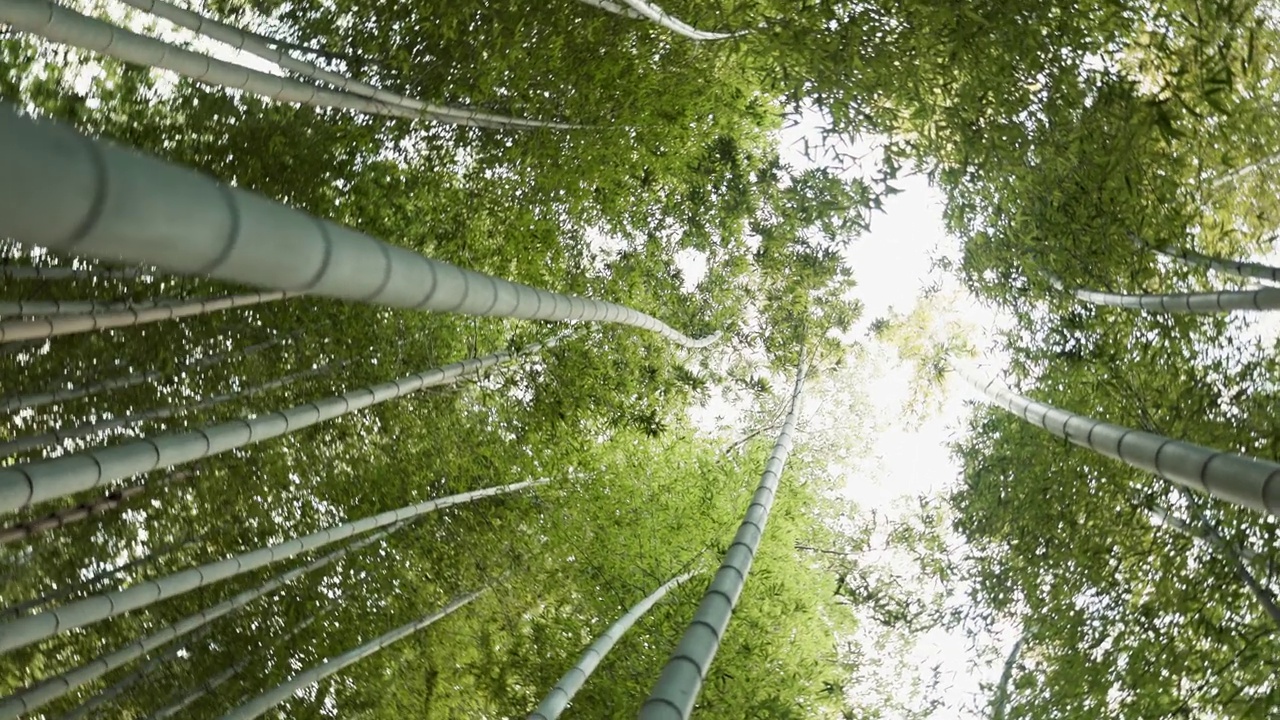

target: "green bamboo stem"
[0,0,573,130]
[144,615,320,720]
[0,363,338,457]
[0,480,541,655]
[959,367,1280,516]
[0,290,293,343]
[1156,245,1280,285]
[0,534,205,620]
[220,589,486,720]
[581,0,744,39]
[116,0,561,129]
[0,265,148,280]
[0,336,559,514]
[0,473,191,545]
[530,570,697,720]
[0,107,717,348]
[0,297,189,316]
[56,624,218,720]
[640,358,806,719]
[0,332,297,415]
[1054,278,1280,312]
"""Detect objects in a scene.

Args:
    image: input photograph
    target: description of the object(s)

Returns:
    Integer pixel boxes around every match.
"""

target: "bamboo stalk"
[116,0,562,128]
[1155,245,1280,285]
[0,363,338,457]
[0,0,573,130]
[0,290,292,343]
[640,358,806,719]
[0,521,412,716]
[0,107,718,348]
[220,589,486,720]
[0,480,542,655]
[0,336,559,514]
[958,367,1280,516]
[0,332,297,415]
[530,570,697,719]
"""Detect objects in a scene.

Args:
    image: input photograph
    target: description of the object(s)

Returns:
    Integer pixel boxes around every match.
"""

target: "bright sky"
[771,116,1015,718]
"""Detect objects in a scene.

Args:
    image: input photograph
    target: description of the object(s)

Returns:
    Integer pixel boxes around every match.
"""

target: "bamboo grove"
[2,0,1280,717]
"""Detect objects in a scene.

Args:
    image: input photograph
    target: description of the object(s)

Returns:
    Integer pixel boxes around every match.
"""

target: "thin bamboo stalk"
[0,534,205,620]
[640,359,806,720]
[0,336,559,514]
[0,474,182,545]
[57,624,218,720]
[144,616,320,720]
[0,0,573,130]
[0,332,297,415]
[0,265,148,280]
[530,570,697,720]
[1156,245,1280,285]
[0,480,542,654]
[1054,277,1280,312]
[0,290,292,343]
[117,0,560,128]
[0,107,718,348]
[958,367,1280,515]
[220,589,486,720]
[0,297,187,316]
[583,0,743,39]
[0,522,411,716]
[0,363,338,457]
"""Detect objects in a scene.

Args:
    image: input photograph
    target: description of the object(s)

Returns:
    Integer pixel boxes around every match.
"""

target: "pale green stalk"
[220,589,486,720]
[115,0,558,128]
[0,362,338,457]
[57,625,218,720]
[0,336,559,514]
[0,481,541,655]
[581,0,744,39]
[0,290,292,343]
[144,616,320,720]
[0,332,297,415]
[958,367,1280,515]
[0,0,573,130]
[0,106,718,348]
[640,359,806,719]
[1155,245,1280,285]
[531,570,697,720]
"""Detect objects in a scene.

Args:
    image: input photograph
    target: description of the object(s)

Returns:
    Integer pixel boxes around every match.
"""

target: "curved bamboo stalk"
[957,367,1280,515]
[1155,245,1280,285]
[0,332,297,415]
[0,107,717,349]
[530,570,697,720]
[575,0,646,20]
[0,534,205,620]
[57,625,217,720]
[0,0,573,131]
[145,615,319,720]
[220,589,486,720]
[0,479,541,655]
[640,358,807,720]
[0,265,148,280]
[116,0,555,129]
[0,336,559,514]
[0,525,401,718]
[589,0,744,40]
[0,290,292,343]
[0,363,338,457]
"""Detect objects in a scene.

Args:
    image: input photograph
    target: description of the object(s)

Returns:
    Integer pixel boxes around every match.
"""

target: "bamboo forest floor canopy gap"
[4,0,1280,716]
